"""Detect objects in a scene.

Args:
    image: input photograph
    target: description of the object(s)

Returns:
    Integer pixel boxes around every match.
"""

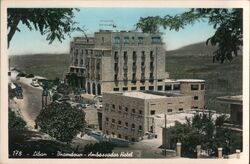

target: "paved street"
[10,71,44,128]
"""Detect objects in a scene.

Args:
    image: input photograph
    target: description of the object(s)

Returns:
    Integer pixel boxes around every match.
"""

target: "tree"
[35,102,85,143]
[167,112,242,158]
[9,109,26,130]
[136,9,243,63]
[7,8,80,47]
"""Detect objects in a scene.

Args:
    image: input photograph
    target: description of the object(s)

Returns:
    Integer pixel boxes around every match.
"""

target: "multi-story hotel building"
[68,30,169,95]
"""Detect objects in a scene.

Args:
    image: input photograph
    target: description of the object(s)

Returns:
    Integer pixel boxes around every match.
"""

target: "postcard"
[1,0,249,164]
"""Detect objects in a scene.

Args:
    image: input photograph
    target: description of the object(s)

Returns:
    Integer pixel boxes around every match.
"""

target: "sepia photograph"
[1,0,249,163]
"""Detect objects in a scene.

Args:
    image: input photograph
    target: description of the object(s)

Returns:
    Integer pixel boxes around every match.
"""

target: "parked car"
[17,72,26,77]
[31,78,39,87]
[25,73,34,78]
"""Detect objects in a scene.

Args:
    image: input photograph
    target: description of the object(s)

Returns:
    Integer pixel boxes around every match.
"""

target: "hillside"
[167,42,218,56]
[10,53,70,79]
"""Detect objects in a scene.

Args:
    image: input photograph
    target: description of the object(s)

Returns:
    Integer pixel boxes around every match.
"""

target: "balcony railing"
[123,65,128,70]
[132,65,137,71]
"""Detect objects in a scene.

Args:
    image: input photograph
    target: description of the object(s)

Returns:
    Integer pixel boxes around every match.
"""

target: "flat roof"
[177,79,205,83]
[122,91,165,99]
[217,95,242,105]
[164,79,179,83]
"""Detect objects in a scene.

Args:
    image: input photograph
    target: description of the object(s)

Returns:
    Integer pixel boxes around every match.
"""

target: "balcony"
[114,75,118,81]
[96,74,101,80]
[141,55,145,60]
[140,76,145,83]
[131,77,137,83]
[141,64,145,70]
[114,57,119,63]
[114,65,119,72]
[123,65,128,70]
[149,75,154,82]
[132,65,137,72]
[150,65,154,72]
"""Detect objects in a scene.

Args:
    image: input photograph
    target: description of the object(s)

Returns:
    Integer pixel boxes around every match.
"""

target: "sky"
[8,8,216,56]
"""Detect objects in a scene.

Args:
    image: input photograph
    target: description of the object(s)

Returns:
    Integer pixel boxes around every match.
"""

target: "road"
[10,72,44,129]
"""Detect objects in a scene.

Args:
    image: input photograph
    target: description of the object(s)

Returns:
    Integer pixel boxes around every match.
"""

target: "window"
[131,37,135,44]
[165,84,172,91]
[132,108,136,113]
[138,37,143,44]
[123,87,128,91]
[131,87,137,90]
[112,119,115,124]
[131,124,135,129]
[124,37,129,44]
[150,51,154,57]
[114,51,118,59]
[152,36,161,44]
[125,122,128,127]
[118,120,122,125]
[167,109,173,112]
[139,125,142,131]
[194,96,199,100]
[173,84,180,90]
[125,107,128,112]
[113,88,119,91]
[112,104,115,109]
[114,36,120,44]
[125,136,128,140]
[149,86,154,90]
[158,79,163,82]
[179,108,184,111]
[139,110,143,115]
[124,51,127,60]
[158,86,163,91]
[106,117,109,121]
[150,110,155,115]
[102,37,104,43]
[133,51,137,60]
[191,84,199,90]
[106,130,109,135]
[201,84,205,90]
[118,106,122,111]
[140,86,145,90]
[118,134,122,138]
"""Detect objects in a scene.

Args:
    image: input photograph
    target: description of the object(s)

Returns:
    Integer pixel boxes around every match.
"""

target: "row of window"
[105,104,143,115]
[113,36,161,45]
[105,131,137,141]
[149,108,184,115]
[113,85,156,91]
[191,84,205,90]
[114,51,154,62]
[105,118,143,130]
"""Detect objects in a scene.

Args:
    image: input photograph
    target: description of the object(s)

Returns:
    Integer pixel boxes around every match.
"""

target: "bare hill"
[10,53,70,79]
[166,42,218,56]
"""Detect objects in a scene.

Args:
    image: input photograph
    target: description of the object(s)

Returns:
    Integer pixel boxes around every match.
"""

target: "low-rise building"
[101,91,192,142]
[217,95,242,127]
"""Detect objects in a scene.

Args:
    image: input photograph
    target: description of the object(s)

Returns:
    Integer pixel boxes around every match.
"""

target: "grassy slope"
[10,54,70,79]
[165,55,242,113]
